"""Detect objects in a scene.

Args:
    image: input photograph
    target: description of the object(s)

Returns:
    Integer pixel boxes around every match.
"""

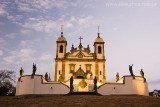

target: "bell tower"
[55,26,67,82]
[94,26,106,83]
[94,26,105,60]
[56,25,67,59]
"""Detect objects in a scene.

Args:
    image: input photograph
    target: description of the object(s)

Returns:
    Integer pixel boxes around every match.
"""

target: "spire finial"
[79,36,83,44]
[98,26,100,38]
[61,25,63,37]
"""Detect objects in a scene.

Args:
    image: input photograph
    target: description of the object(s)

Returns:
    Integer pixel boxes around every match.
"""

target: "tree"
[0,70,16,96]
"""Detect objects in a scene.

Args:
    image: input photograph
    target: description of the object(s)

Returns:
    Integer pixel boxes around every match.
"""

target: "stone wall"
[16,75,70,97]
[97,76,149,96]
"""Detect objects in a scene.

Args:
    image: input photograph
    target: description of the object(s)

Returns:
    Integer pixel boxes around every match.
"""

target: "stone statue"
[70,44,77,53]
[45,72,48,81]
[94,76,97,92]
[70,76,73,92]
[116,72,119,82]
[20,67,24,77]
[58,74,63,82]
[84,44,90,53]
[140,69,144,78]
[32,63,37,75]
[129,64,135,76]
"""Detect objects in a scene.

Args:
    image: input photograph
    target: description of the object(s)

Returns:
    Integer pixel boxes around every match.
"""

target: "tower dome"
[94,36,104,43]
[57,36,66,41]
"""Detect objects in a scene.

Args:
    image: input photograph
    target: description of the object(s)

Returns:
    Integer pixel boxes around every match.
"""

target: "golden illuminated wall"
[69,64,76,72]
[55,59,106,82]
[65,61,96,81]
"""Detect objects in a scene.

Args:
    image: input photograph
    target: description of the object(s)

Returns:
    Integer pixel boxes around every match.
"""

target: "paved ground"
[0,95,160,107]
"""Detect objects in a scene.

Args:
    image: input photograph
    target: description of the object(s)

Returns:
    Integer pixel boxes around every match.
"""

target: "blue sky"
[0,0,160,91]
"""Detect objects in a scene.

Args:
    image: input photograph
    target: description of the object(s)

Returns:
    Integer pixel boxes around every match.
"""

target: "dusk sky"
[0,0,160,91]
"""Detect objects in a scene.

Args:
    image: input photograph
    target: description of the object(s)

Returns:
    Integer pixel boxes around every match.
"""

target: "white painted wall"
[16,75,70,96]
[98,76,149,96]
[16,75,149,96]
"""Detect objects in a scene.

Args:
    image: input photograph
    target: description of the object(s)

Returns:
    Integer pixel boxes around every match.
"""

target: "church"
[15,28,149,98]
[54,29,106,91]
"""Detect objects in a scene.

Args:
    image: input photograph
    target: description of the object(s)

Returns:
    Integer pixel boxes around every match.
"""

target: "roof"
[57,36,66,41]
[95,36,104,43]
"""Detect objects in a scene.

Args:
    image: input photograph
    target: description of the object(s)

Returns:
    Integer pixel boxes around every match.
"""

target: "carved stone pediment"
[72,66,89,79]
[66,50,94,59]
[77,51,84,58]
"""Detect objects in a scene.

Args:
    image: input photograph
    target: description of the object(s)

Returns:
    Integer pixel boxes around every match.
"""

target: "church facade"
[55,32,105,84]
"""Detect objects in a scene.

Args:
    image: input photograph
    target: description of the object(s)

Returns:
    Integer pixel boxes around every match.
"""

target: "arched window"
[59,70,61,75]
[100,71,102,75]
[98,46,101,53]
[59,45,63,53]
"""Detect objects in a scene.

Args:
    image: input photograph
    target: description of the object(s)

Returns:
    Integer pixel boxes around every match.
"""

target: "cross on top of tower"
[98,26,99,33]
[98,26,100,38]
[61,25,63,37]
[61,25,63,32]
[79,36,83,44]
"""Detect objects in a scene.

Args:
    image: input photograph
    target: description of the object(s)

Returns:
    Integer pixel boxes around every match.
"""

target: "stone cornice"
[55,58,106,62]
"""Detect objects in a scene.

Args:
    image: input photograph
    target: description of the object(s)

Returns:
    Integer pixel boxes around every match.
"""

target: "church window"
[60,45,63,53]
[59,70,61,75]
[100,71,102,75]
[98,46,101,53]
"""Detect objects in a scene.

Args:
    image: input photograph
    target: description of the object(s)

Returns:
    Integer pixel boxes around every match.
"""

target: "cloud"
[18,15,98,36]
[14,0,95,13]
[113,27,119,31]
[16,1,36,12]
[37,62,54,79]
[66,23,73,28]
[5,33,17,39]
[70,16,76,22]
[0,50,3,56]
[20,29,32,35]
[19,40,34,48]
[0,21,4,26]
[0,37,6,49]
[19,18,61,34]
[7,15,23,22]
[149,79,160,85]
[39,53,53,61]
[3,48,36,64]
[0,3,8,16]
[20,19,57,33]
[78,16,93,25]
[0,37,5,43]
[3,56,15,63]
[15,0,69,12]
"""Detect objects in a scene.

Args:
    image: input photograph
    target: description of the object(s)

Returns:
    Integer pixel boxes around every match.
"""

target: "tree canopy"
[0,70,16,96]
